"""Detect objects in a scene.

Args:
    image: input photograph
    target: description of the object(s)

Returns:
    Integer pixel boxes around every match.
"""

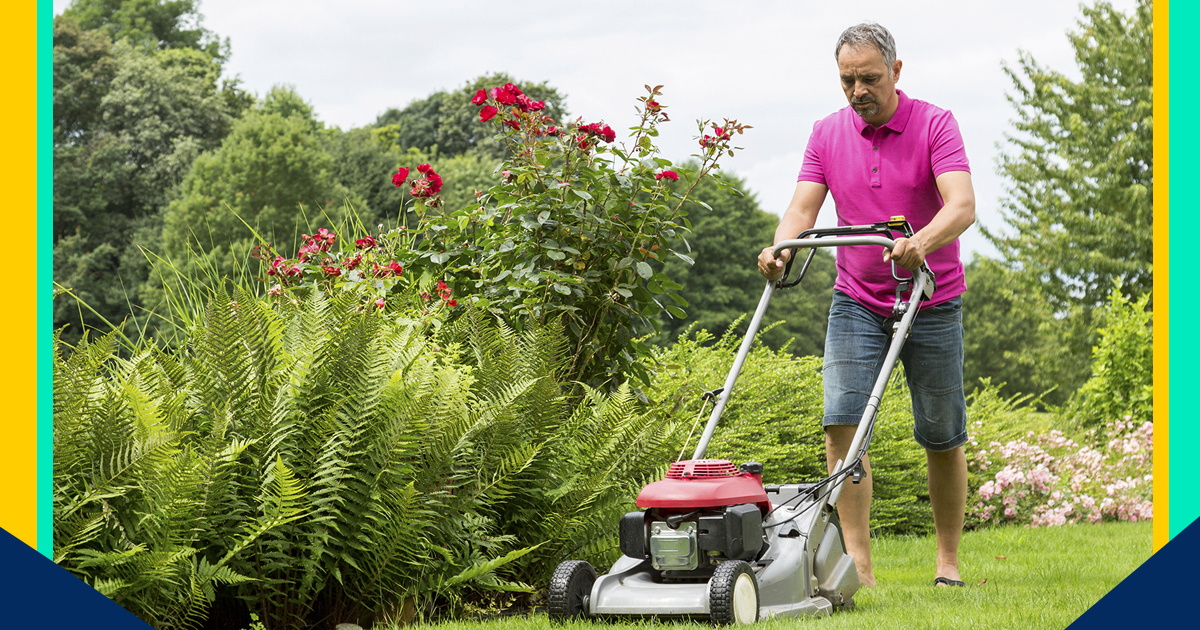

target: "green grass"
[383,521,1150,630]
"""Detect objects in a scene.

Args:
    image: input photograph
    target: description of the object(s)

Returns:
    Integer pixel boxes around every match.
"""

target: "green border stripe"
[38,0,53,559]
[1169,0,1198,538]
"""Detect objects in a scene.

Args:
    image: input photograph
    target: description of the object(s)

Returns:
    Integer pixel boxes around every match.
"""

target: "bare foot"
[858,570,876,588]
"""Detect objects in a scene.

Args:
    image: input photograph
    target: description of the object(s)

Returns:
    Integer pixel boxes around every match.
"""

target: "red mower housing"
[636,459,769,512]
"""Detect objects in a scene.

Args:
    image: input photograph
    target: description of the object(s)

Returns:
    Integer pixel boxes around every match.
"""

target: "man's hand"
[884,236,926,270]
[758,246,792,280]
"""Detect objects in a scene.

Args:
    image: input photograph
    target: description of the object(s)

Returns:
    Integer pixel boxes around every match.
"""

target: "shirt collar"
[853,89,913,135]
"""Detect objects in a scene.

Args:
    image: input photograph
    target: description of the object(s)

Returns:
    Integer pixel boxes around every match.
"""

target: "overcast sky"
[56,0,1140,260]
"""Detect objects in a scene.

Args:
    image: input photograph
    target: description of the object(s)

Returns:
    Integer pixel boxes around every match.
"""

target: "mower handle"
[689,233,934,464]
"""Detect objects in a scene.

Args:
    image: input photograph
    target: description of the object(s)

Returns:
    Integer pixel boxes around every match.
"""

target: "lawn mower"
[547,218,936,625]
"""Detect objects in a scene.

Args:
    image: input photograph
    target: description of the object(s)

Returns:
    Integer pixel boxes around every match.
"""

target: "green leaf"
[635,262,653,279]
[665,305,687,319]
[672,251,695,265]
[552,283,571,295]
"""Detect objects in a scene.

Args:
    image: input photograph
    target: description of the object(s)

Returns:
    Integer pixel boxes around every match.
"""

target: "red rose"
[375,297,386,308]
[355,236,376,249]
[503,119,521,131]
[447,299,457,307]
[516,95,533,112]
[655,170,679,181]
[491,83,522,105]
[480,105,498,122]
[646,100,661,112]
[392,167,410,187]
[345,254,363,270]
[417,163,432,174]
[323,266,342,277]
[577,136,590,151]
[545,126,559,136]
[600,125,616,143]
[410,178,432,198]
[530,100,546,111]
[388,260,403,275]
[699,134,714,148]
[471,89,487,106]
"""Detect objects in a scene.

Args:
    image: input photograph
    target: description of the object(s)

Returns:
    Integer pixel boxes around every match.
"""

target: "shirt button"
[873,147,879,151]
[873,167,878,172]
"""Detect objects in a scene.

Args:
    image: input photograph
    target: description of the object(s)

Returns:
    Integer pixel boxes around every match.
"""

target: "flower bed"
[968,416,1153,527]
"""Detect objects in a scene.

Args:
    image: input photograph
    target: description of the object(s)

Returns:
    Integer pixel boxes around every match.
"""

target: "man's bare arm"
[886,170,976,270]
[757,181,828,280]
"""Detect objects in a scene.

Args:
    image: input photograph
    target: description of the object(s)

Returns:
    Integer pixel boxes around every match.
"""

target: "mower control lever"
[666,509,701,529]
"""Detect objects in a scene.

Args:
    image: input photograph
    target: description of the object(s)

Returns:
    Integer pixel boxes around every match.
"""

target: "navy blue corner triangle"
[1070,518,1198,628]
[0,527,152,628]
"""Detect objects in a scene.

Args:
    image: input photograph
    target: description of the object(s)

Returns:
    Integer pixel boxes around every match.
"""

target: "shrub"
[967,418,1153,527]
[1064,287,1153,427]
[406,83,751,388]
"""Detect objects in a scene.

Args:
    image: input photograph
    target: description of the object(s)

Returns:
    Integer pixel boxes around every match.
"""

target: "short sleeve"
[930,110,970,177]
[797,121,827,185]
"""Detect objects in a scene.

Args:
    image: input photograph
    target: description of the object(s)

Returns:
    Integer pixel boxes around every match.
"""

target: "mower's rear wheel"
[709,560,759,625]
[548,560,596,623]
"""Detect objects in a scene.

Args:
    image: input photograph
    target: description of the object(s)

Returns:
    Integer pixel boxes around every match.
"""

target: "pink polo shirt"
[797,89,970,316]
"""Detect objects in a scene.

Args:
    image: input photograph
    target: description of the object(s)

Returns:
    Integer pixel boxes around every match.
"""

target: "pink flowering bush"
[968,415,1153,527]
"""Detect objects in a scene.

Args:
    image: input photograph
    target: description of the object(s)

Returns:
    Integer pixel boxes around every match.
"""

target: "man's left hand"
[884,237,926,270]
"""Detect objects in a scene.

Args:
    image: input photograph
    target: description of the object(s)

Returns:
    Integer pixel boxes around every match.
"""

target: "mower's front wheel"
[548,560,596,623]
[709,560,759,625]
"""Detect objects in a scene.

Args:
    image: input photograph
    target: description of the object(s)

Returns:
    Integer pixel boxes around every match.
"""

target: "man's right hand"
[757,246,792,281]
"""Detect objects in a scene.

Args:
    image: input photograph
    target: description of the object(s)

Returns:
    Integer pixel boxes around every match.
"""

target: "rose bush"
[401,82,750,388]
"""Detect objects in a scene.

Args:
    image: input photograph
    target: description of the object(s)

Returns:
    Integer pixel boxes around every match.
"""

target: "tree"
[984,0,1152,312]
[960,256,1089,404]
[655,172,836,358]
[63,0,226,61]
[53,13,248,345]
[161,87,353,262]
[374,73,568,160]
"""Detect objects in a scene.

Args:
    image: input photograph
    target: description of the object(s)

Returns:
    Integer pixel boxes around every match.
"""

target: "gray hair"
[835,22,897,74]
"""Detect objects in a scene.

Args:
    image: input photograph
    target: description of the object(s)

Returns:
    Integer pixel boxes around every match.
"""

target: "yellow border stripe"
[0,1,41,547]
[1154,0,1170,552]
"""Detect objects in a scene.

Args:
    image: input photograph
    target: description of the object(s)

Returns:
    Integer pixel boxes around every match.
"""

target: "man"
[756,22,976,588]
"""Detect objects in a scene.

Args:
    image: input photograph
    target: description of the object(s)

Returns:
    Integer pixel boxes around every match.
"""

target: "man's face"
[837,44,902,125]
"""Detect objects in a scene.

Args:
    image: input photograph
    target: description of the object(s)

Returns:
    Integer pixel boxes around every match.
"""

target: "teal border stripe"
[1169,1,1197,538]
[38,0,53,559]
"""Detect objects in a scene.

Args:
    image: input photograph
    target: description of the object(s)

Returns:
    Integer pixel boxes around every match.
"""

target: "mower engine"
[622,460,769,577]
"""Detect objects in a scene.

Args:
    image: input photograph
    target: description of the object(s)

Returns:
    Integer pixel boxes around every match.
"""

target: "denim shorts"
[822,290,968,452]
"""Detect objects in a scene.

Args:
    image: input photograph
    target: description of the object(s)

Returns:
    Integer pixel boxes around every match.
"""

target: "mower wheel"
[548,560,596,623]
[709,560,759,625]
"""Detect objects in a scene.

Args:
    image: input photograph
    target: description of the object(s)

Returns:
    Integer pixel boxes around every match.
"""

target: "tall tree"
[161,87,352,258]
[63,0,226,61]
[53,12,248,345]
[961,256,1089,404]
[984,0,1152,311]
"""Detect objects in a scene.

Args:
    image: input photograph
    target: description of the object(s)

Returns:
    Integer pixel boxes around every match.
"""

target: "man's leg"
[927,446,966,584]
[826,425,875,587]
[901,296,969,585]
